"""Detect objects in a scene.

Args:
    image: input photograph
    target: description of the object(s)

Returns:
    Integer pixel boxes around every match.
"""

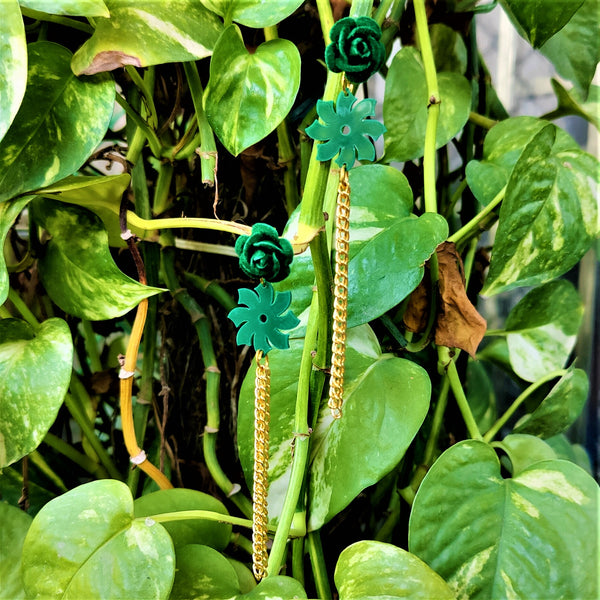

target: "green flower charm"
[305,90,386,168]
[325,16,385,84]
[235,223,294,283]
[228,282,300,354]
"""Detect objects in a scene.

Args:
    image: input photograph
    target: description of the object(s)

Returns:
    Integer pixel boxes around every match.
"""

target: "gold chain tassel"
[329,166,350,419]
[252,350,270,580]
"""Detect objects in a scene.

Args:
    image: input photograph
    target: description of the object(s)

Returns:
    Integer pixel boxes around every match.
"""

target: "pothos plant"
[0,0,598,598]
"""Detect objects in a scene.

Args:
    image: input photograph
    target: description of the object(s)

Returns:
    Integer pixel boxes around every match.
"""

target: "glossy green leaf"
[0,318,72,468]
[0,196,31,304]
[0,0,27,144]
[170,544,241,599]
[134,488,232,550]
[499,0,584,48]
[465,116,579,206]
[199,0,304,27]
[465,359,497,433]
[22,480,175,600]
[335,540,454,600]
[276,164,413,324]
[482,125,599,295]
[409,440,598,599]
[34,173,147,246]
[205,25,300,156]
[546,434,593,474]
[514,368,589,438]
[0,42,114,203]
[0,502,31,600]
[430,23,467,74]
[228,559,256,594]
[544,79,599,129]
[19,0,109,16]
[71,0,223,74]
[383,47,471,162]
[31,198,163,320]
[503,280,584,381]
[493,433,557,475]
[347,213,448,327]
[238,576,307,599]
[539,0,600,97]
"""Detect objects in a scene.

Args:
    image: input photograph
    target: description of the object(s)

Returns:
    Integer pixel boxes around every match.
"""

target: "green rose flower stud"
[325,16,385,84]
[228,283,300,354]
[235,223,294,283]
[305,90,386,168]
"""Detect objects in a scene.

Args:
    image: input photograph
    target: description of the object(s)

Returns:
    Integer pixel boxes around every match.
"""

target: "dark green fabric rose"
[325,16,385,84]
[235,223,294,282]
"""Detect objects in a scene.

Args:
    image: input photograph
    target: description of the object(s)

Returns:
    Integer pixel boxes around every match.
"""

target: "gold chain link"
[329,166,350,419]
[252,350,270,580]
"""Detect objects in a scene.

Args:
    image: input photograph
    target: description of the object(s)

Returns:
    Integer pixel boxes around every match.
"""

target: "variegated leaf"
[0,502,32,600]
[71,0,223,74]
[19,0,109,16]
[204,25,300,156]
[0,196,32,305]
[335,541,454,600]
[482,124,599,295]
[0,0,27,144]
[503,280,584,382]
[0,318,73,469]
[31,198,163,320]
[409,440,598,599]
[0,42,114,203]
[199,0,304,27]
[22,480,175,600]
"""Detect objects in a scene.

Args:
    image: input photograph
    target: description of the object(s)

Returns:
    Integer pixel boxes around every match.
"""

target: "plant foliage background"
[0,1,598,599]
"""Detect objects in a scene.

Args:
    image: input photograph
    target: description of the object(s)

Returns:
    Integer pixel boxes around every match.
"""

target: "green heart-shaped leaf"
[545,79,599,129]
[134,488,232,550]
[34,173,147,247]
[482,125,599,295]
[383,47,472,162]
[275,164,414,326]
[0,501,32,600]
[71,0,223,74]
[347,212,448,327]
[0,42,114,203]
[22,480,175,599]
[19,0,109,16]
[465,116,579,207]
[0,318,73,469]
[204,25,300,156]
[539,0,600,97]
[514,368,589,438]
[465,359,497,434]
[503,280,584,381]
[0,196,32,304]
[170,544,241,599]
[499,0,584,48]
[409,440,598,599]
[238,576,307,599]
[335,540,454,600]
[31,198,163,320]
[0,0,26,144]
[199,0,304,27]
[493,434,557,476]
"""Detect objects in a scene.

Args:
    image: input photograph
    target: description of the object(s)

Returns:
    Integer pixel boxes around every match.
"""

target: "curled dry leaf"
[435,241,487,357]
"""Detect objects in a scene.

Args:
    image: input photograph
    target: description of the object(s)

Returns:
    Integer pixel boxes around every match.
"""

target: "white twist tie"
[130,450,147,465]
[120,229,134,241]
[119,368,135,379]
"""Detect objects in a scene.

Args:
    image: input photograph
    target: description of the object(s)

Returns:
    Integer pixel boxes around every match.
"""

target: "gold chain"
[252,350,270,580]
[329,166,350,419]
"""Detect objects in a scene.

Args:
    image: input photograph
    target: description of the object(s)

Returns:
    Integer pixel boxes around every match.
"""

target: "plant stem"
[43,432,110,479]
[423,375,451,466]
[483,370,568,442]
[152,161,174,215]
[0,305,12,318]
[315,0,334,44]
[373,0,395,25]
[307,531,333,600]
[174,238,238,257]
[292,538,305,587]
[125,66,158,129]
[350,0,374,17]
[469,111,497,130]
[81,320,102,373]
[20,7,94,33]
[183,272,237,312]
[115,94,163,158]
[7,288,39,329]
[447,185,505,246]
[183,61,218,186]
[413,0,440,214]
[127,212,251,237]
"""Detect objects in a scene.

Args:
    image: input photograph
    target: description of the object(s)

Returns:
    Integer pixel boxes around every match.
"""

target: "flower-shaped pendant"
[305,90,386,168]
[228,282,300,354]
